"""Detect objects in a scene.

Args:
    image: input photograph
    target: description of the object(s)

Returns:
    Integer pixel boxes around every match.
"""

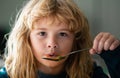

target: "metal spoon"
[42,48,90,61]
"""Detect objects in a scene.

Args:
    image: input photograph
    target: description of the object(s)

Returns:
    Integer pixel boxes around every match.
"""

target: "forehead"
[33,17,68,29]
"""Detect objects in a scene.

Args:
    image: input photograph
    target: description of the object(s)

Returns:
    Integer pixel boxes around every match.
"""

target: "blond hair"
[5,0,93,78]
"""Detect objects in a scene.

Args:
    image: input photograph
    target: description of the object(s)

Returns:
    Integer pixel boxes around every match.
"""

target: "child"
[0,0,120,78]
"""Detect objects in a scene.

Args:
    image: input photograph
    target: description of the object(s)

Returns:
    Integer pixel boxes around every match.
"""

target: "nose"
[47,36,58,49]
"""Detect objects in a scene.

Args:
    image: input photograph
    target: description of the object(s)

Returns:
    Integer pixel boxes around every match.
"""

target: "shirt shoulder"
[100,45,120,78]
[0,67,9,78]
[92,63,109,78]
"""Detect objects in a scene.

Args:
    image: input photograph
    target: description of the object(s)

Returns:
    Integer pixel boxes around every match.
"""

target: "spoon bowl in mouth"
[42,56,66,61]
[42,48,90,61]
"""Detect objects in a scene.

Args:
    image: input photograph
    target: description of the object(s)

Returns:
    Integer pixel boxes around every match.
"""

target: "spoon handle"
[42,48,91,61]
[66,48,90,56]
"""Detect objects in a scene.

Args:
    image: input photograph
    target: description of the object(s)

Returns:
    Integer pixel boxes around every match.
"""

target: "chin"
[41,59,65,68]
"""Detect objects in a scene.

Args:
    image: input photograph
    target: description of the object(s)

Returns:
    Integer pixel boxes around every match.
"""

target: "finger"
[89,48,96,54]
[98,33,110,52]
[104,35,115,50]
[93,32,103,51]
[109,40,120,50]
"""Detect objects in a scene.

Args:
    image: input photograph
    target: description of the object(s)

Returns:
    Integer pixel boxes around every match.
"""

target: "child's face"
[30,17,74,72]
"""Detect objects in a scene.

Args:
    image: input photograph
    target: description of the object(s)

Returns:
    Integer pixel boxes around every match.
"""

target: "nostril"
[54,45,57,48]
[48,45,51,48]
[47,45,57,48]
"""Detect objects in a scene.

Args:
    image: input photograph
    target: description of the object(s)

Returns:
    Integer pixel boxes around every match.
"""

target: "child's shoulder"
[0,67,9,78]
[91,62,109,78]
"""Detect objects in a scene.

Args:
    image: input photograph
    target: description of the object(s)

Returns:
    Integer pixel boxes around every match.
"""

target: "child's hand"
[89,32,120,54]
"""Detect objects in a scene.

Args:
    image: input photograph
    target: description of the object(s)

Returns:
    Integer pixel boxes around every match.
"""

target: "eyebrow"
[35,28,46,30]
[34,27,71,31]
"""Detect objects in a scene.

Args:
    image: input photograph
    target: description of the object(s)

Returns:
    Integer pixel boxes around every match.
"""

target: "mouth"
[42,56,66,61]
[42,52,62,61]
[42,52,66,61]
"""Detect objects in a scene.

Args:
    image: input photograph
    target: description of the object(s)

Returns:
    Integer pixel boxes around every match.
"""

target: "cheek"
[31,40,45,62]
[60,40,74,54]
[30,35,45,59]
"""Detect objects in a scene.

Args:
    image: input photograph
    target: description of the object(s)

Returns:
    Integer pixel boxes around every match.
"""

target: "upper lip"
[44,51,58,57]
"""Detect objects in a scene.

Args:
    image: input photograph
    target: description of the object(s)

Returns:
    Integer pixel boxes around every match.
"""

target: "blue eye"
[60,32,68,37]
[39,32,46,36]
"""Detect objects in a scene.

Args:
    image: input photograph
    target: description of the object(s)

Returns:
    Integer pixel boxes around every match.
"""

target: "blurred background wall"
[0,0,120,41]
[76,0,120,38]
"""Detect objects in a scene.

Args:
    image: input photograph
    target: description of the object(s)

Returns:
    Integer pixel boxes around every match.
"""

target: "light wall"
[0,0,120,38]
[76,0,120,38]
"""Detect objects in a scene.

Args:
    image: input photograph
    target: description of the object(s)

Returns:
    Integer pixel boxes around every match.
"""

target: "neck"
[38,64,65,75]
